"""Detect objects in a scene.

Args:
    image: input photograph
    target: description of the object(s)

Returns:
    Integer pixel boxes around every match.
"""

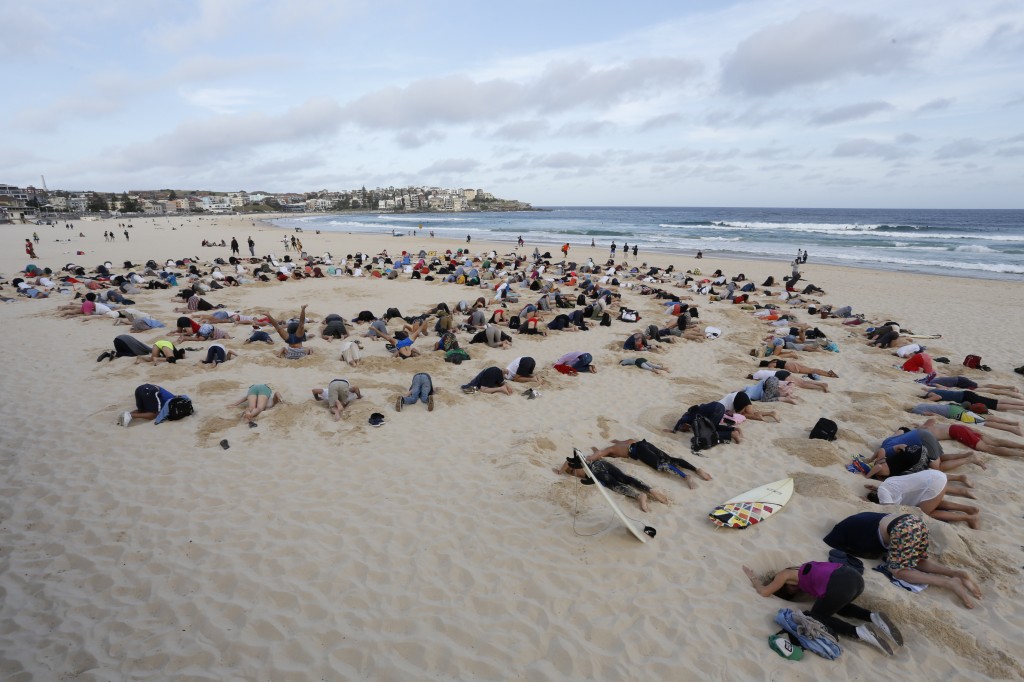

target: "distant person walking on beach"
[466,235,471,243]
[124,229,129,241]
[32,232,39,244]
[633,244,638,257]
[231,237,239,255]
[518,235,524,247]
[561,243,570,257]
[248,236,255,256]
[802,250,809,263]
[610,241,617,257]
[25,239,37,259]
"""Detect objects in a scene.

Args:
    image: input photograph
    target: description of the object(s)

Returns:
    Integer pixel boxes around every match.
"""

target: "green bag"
[768,630,804,661]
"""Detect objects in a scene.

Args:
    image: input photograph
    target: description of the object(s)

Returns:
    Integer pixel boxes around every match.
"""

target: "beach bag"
[577,293,587,306]
[619,308,640,322]
[963,354,982,369]
[444,348,470,364]
[600,312,611,327]
[508,315,521,330]
[165,396,194,421]
[440,331,459,352]
[809,418,838,442]
[690,414,720,453]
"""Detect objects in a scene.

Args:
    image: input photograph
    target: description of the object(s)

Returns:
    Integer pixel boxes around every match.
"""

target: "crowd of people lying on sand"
[10,242,1024,662]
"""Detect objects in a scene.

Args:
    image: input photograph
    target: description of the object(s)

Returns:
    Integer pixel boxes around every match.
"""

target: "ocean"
[271,206,1024,280]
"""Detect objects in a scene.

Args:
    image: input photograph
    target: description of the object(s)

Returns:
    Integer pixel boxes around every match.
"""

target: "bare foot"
[971,455,987,470]
[961,476,974,488]
[696,468,713,481]
[638,493,650,513]
[966,514,981,530]
[683,476,696,489]
[960,573,983,599]
[650,489,670,505]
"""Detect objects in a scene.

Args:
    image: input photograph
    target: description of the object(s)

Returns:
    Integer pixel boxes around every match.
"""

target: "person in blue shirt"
[120,384,174,426]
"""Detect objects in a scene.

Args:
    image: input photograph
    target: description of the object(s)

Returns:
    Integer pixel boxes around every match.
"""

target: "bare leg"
[926,509,979,528]
[978,441,1024,458]
[294,304,307,338]
[893,565,978,608]
[982,419,1023,437]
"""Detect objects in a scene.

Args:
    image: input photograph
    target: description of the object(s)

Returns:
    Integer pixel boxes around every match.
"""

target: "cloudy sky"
[2,0,1023,208]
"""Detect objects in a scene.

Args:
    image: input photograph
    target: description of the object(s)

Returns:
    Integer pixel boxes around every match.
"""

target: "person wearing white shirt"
[865,469,979,528]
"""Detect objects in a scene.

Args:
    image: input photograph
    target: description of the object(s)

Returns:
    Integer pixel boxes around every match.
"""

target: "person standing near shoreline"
[248,236,255,257]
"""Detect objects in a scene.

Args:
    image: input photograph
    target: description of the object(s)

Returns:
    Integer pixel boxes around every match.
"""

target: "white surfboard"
[574,448,656,542]
[708,478,794,529]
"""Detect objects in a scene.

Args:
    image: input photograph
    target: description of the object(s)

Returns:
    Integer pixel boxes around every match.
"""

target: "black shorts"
[135,384,160,413]
[964,391,998,411]
[733,391,752,413]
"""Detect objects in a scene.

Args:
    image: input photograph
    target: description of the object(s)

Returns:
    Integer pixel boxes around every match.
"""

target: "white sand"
[1,214,1022,679]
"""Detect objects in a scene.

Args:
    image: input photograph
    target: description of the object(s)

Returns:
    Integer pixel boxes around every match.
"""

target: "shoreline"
[263,212,1024,282]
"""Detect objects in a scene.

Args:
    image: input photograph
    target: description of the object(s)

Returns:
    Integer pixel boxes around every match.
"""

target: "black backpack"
[809,418,838,441]
[508,315,521,330]
[577,293,587,306]
[599,312,612,327]
[690,414,720,453]
[166,396,194,421]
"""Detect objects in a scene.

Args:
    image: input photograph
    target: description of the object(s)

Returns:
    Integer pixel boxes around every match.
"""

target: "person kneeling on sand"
[395,373,435,412]
[228,384,284,422]
[823,512,983,608]
[553,452,670,512]
[462,366,513,395]
[587,438,711,489]
[119,383,176,426]
[864,469,980,528]
[312,379,362,421]
[742,560,902,655]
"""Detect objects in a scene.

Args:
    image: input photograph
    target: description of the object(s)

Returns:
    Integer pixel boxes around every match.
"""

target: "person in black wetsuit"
[588,438,712,489]
[554,453,669,512]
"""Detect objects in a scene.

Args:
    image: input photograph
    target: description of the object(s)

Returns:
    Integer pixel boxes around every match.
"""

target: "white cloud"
[809,101,895,126]
[491,120,550,141]
[721,11,915,96]
[832,138,911,160]
[916,97,954,113]
[934,138,985,159]
[180,88,261,114]
[419,158,481,175]
[341,58,701,130]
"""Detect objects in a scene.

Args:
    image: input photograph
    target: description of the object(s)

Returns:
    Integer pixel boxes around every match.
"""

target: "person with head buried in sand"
[553,451,670,512]
[586,439,712,489]
[823,512,983,608]
[312,379,363,421]
[267,304,314,360]
[920,417,1024,458]
[228,384,284,422]
[864,469,981,528]
[742,560,903,655]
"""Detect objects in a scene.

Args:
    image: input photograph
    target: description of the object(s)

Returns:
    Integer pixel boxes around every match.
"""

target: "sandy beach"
[2,213,1023,680]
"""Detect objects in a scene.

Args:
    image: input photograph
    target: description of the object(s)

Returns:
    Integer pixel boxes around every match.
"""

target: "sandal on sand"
[462,386,477,394]
[827,370,839,378]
